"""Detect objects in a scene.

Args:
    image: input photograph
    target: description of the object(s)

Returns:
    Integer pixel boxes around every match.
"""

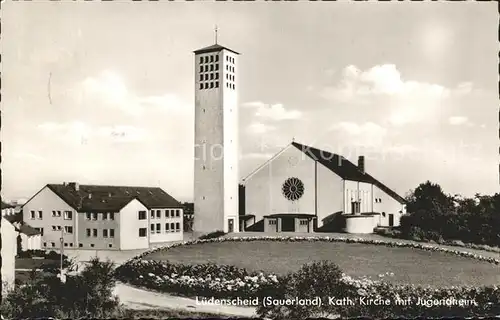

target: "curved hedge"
[115,236,500,318]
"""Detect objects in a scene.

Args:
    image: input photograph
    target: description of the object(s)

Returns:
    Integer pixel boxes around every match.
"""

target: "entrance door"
[228,219,234,233]
[281,217,295,232]
[388,214,394,227]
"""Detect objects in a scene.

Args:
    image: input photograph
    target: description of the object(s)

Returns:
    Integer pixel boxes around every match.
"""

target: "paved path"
[113,282,257,317]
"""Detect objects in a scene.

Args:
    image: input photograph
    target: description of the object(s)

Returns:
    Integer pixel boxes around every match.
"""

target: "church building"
[240,142,407,234]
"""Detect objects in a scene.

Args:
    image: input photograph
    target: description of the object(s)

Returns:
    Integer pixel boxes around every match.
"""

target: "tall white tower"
[193,42,240,235]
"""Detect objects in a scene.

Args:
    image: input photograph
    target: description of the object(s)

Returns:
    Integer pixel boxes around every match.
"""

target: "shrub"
[198,230,226,240]
[1,257,120,319]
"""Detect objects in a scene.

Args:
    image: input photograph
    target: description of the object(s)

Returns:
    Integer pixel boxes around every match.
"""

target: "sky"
[2,2,498,203]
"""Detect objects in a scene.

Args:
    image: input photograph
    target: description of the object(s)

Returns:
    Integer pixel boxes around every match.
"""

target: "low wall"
[344,215,377,234]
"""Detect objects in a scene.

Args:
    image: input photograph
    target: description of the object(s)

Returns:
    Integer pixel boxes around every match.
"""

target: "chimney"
[358,156,365,174]
[68,182,79,191]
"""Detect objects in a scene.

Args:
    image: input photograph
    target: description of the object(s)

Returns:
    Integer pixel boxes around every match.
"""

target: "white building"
[1,217,17,296]
[22,183,184,250]
[240,141,407,234]
[193,43,240,235]
[2,201,16,217]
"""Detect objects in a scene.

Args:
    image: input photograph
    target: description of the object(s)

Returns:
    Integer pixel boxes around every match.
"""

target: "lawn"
[143,241,500,287]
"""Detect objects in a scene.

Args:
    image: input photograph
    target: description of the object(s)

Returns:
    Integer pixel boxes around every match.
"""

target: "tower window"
[200,74,203,81]
[210,55,214,62]
[215,64,219,71]
[210,65,214,71]
[210,82,214,88]
[215,55,219,62]
[210,73,214,80]
[215,82,219,88]
[200,83,203,90]
[215,73,219,80]
[200,66,203,72]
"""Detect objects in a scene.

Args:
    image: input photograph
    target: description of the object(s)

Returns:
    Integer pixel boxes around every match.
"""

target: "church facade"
[240,141,406,234]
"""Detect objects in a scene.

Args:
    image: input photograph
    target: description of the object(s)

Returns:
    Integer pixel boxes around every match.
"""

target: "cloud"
[247,122,277,135]
[38,121,149,144]
[320,64,477,127]
[11,152,45,163]
[328,121,388,147]
[243,101,302,121]
[78,71,189,117]
[448,116,472,126]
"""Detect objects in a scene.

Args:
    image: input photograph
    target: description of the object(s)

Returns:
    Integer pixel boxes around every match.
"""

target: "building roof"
[45,184,183,212]
[1,201,15,209]
[291,142,406,204]
[265,213,317,219]
[193,44,240,55]
[17,223,41,236]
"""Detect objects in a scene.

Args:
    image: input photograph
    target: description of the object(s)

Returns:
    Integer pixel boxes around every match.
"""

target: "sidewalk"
[113,282,257,317]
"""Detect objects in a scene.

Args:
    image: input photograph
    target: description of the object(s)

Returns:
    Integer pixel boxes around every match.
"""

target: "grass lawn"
[144,241,500,287]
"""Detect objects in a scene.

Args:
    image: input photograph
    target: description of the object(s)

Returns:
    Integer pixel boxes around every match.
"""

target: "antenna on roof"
[214,25,218,44]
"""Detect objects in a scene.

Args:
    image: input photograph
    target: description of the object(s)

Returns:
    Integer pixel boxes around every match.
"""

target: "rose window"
[282,177,304,201]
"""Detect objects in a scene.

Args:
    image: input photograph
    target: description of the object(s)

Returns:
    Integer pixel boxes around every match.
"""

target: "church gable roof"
[46,184,183,212]
[291,142,406,204]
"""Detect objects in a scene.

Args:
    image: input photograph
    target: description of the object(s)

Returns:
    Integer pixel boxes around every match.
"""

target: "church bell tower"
[192,32,240,235]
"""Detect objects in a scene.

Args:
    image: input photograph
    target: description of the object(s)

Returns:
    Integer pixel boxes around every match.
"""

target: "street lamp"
[59,224,65,282]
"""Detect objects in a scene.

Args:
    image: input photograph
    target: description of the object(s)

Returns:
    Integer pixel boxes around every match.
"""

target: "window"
[69,243,73,247]
[156,210,161,219]
[210,55,214,62]
[210,82,214,88]
[86,212,91,220]
[176,209,180,217]
[200,56,203,64]
[199,83,203,90]
[103,212,108,220]
[103,229,108,238]
[175,222,180,231]
[35,228,44,236]
[138,211,146,220]
[109,212,115,220]
[92,212,98,221]
[151,224,155,233]
[52,225,59,231]
[51,242,55,247]
[139,228,147,237]
[156,223,161,233]
[37,211,42,219]
[86,228,91,237]
[300,219,308,226]
[79,243,83,248]
[215,55,219,62]
[110,229,115,238]
[215,82,219,88]
[30,211,35,219]
[199,74,203,81]
[90,244,95,248]
[215,73,219,80]
[93,229,98,237]
[210,64,214,71]
[64,243,68,247]
[165,223,170,232]
[64,211,72,220]
[108,244,113,248]
[52,210,57,217]
[64,226,73,234]
[269,220,277,225]
[351,201,361,214]
[151,210,155,219]
[210,73,214,80]
[215,63,219,71]
[170,222,175,231]
[43,242,47,247]
[199,66,203,72]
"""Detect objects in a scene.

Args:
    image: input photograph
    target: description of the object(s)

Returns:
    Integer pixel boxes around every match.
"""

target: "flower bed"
[115,236,500,317]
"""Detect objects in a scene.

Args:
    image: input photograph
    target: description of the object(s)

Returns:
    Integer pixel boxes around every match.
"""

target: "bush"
[257,261,352,320]
[1,257,120,319]
[198,230,226,240]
